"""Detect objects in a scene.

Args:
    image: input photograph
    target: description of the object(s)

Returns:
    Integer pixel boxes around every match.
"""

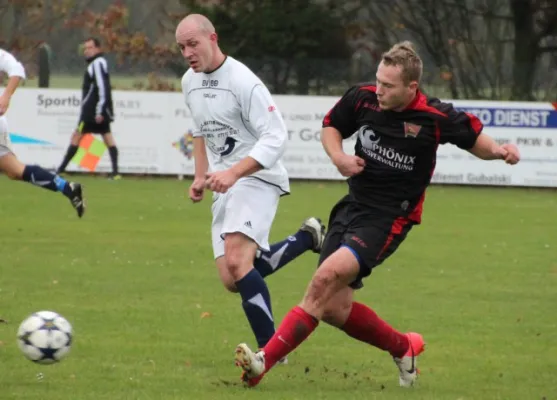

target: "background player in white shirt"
[176,14,325,352]
[0,48,85,217]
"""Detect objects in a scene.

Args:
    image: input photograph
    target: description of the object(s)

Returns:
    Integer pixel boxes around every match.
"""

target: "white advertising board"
[6,89,557,187]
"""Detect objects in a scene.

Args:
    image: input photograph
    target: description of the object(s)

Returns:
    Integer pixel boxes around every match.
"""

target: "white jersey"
[181,56,290,194]
[0,48,26,155]
[0,48,26,80]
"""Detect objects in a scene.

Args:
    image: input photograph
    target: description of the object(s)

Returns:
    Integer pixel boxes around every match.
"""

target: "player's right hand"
[333,154,366,177]
[188,178,205,203]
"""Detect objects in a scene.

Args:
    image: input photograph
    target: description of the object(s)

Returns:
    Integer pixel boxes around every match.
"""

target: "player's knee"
[0,157,24,180]
[223,234,255,280]
[5,168,21,180]
[220,274,238,293]
[224,250,248,279]
[306,269,336,302]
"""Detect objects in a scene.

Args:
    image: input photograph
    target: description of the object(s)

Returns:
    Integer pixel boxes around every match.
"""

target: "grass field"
[0,176,556,400]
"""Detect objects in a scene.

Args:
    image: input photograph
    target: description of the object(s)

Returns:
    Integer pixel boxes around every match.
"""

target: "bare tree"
[351,0,557,100]
[510,0,557,100]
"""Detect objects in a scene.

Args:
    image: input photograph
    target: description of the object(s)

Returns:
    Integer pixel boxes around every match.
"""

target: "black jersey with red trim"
[323,83,483,223]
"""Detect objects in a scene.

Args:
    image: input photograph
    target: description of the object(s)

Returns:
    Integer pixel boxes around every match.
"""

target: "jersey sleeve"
[241,83,288,169]
[92,58,110,116]
[322,85,360,138]
[436,101,483,149]
[0,49,26,79]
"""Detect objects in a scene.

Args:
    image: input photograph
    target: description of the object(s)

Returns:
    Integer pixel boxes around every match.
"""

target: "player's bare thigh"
[300,246,360,319]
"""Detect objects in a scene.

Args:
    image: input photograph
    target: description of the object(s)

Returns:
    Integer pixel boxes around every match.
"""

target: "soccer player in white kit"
[0,48,85,217]
[176,14,325,351]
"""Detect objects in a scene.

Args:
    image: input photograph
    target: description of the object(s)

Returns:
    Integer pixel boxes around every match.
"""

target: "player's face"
[176,26,216,73]
[83,41,100,59]
[375,62,418,111]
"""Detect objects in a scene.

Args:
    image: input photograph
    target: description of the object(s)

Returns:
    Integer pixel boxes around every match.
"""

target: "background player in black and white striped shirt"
[57,37,120,179]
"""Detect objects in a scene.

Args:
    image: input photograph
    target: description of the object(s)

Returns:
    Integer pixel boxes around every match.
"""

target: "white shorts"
[211,178,281,259]
[0,116,12,158]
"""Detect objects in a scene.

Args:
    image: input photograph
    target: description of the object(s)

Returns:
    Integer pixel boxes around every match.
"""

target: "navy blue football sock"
[254,230,313,278]
[235,268,275,348]
[22,165,70,195]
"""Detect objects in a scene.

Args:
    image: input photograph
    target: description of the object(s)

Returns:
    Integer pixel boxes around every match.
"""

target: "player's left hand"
[205,169,239,193]
[499,144,520,165]
[95,115,104,124]
[0,94,11,116]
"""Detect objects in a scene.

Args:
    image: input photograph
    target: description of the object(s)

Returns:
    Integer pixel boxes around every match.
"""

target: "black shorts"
[318,196,415,289]
[77,120,111,135]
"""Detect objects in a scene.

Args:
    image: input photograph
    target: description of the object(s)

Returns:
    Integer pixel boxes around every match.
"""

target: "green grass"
[0,176,556,399]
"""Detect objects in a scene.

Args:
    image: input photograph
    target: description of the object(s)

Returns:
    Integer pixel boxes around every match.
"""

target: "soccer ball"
[17,311,73,364]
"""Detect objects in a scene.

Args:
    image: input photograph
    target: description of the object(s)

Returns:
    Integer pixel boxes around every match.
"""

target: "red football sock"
[341,302,409,358]
[262,306,319,370]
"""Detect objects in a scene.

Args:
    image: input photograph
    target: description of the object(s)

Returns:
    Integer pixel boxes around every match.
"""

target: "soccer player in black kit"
[57,37,120,179]
[234,41,521,388]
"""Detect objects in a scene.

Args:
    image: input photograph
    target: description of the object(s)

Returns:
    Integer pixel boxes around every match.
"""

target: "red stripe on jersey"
[552,102,557,110]
[406,90,448,118]
[408,122,441,223]
[358,85,377,93]
[377,217,411,260]
[465,112,483,134]
[323,108,332,126]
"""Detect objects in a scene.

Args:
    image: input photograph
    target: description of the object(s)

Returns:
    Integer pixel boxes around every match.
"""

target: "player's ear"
[408,80,418,91]
[210,32,218,43]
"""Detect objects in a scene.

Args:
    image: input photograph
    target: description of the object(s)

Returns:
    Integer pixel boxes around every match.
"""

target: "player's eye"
[178,44,185,51]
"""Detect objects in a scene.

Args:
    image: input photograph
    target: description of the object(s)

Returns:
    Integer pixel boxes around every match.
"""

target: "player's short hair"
[381,41,423,85]
[85,37,102,48]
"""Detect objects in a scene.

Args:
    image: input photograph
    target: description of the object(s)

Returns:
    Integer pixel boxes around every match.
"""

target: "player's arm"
[468,133,508,160]
[192,136,209,178]
[188,136,209,202]
[92,59,109,119]
[206,83,286,193]
[0,49,26,115]
[322,86,365,177]
[229,83,288,178]
[437,102,520,165]
[470,133,519,164]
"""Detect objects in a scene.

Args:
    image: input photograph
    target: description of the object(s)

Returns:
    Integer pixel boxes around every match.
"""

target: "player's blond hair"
[381,41,423,85]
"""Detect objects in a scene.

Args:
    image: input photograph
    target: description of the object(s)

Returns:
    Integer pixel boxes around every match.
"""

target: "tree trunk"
[510,0,538,100]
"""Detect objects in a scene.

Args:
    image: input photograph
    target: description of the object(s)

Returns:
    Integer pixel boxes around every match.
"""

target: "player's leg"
[0,152,85,218]
[234,204,355,386]
[222,180,283,349]
[101,130,120,179]
[210,181,278,349]
[211,194,238,291]
[253,216,326,278]
[225,232,276,349]
[322,217,425,387]
[322,285,410,357]
[57,126,82,174]
[235,245,360,387]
